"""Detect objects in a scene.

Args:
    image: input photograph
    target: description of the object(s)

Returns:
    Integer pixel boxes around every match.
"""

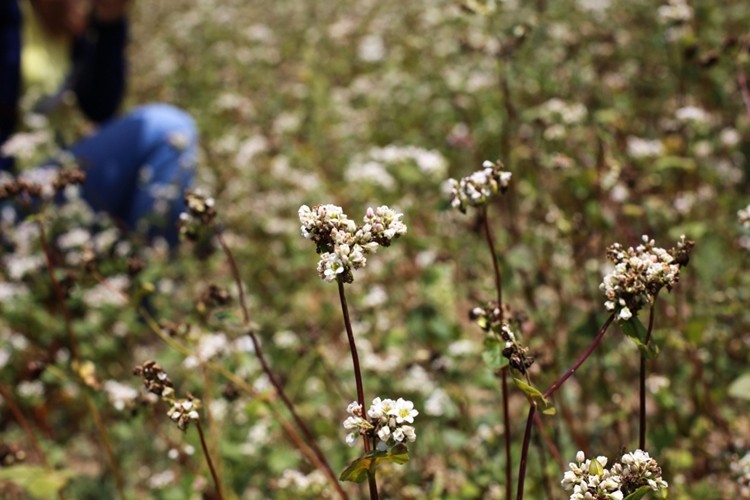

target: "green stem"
[640,300,658,450]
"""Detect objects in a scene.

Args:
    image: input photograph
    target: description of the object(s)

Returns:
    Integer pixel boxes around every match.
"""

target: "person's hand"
[92,0,131,23]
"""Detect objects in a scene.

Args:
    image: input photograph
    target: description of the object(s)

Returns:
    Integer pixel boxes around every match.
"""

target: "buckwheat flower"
[390,398,419,424]
[347,401,362,416]
[368,397,386,419]
[448,160,511,214]
[361,206,407,246]
[377,425,391,443]
[600,235,693,321]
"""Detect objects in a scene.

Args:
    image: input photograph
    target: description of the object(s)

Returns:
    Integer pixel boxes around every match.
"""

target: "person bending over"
[1,0,196,245]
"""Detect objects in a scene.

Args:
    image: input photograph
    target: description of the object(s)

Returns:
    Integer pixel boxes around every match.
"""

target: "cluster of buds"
[298,204,406,283]
[52,167,86,190]
[600,235,694,322]
[343,398,418,450]
[196,284,232,314]
[561,450,668,500]
[739,204,750,229]
[134,360,201,431]
[0,167,85,201]
[0,178,43,200]
[470,303,534,374]
[447,160,512,214]
[178,190,217,241]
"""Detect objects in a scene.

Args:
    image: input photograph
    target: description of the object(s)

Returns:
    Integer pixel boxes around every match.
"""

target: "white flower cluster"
[561,450,668,500]
[601,235,693,321]
[298,204,406,283]
[739,204,750,229]
[343,397,418,450]
[448,160,512,214]
[731,452,750,497]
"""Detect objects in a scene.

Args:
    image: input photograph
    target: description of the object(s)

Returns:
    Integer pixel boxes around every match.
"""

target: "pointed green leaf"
[482,337,509,371]
[512,378,555,415]
[620,317,660,359]
[623,485,655,500]
[339,444,410,483]
[0,465,75,498]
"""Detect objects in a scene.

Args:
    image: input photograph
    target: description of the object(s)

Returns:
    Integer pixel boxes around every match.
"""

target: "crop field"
[2,0,750,498]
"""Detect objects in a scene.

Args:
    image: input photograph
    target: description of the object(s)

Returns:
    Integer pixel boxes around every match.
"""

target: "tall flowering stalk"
[180,191,348,498]
[600,235,693,449]
[299,203,407,499]
[516,235,692,499]
[448,159,515,499]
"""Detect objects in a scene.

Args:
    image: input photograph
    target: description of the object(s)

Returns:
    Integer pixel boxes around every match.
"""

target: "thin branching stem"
[738,52,750,119]
[543,314,615,400]
[516,314,615,499]
[36,221,124,499]
[215,229,347,498]
[196,421,224,500]
[337,277,378,499]
[640,300,658,450]
[481,205,513,498]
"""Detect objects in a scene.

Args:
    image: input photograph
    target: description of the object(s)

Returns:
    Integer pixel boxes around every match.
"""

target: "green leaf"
[728,373,750,401]
[0,465,75,498]
[339,444,410,483]
[482,337,509,371]
[512,378,555,415]
[620,317,660,359]
[588,458,604,476]
[623,485,657,500]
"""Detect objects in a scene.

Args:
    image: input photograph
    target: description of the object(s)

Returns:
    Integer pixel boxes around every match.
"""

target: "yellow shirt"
[20,0,72,104]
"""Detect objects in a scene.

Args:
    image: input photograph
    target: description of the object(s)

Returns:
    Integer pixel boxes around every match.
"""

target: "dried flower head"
[179,190,217,241]
[470,303,533,374]
[167,396,202,431]
[133,360,175,398]
[447,160,511,214]
[600,235,694,321]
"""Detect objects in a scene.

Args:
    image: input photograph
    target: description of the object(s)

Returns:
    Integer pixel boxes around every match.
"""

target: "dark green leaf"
[620,317,660,359]
[340,444,410,483]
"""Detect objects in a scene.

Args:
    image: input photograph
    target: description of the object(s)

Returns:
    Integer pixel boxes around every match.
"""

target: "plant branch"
[215,229,347,498]
[516,404,537,500]
[196,421,224,500]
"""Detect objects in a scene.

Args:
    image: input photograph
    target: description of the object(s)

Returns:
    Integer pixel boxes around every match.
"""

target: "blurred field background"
[3,0,750,498]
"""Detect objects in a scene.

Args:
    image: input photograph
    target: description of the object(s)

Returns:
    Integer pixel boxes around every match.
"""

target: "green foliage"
[339,444,410,483]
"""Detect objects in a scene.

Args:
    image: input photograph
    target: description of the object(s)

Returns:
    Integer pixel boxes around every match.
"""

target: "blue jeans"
[70,103,197,246]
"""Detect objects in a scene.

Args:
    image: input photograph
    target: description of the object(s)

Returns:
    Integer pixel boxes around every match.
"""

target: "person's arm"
[71,2,130,124]
[0,0,21,173]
